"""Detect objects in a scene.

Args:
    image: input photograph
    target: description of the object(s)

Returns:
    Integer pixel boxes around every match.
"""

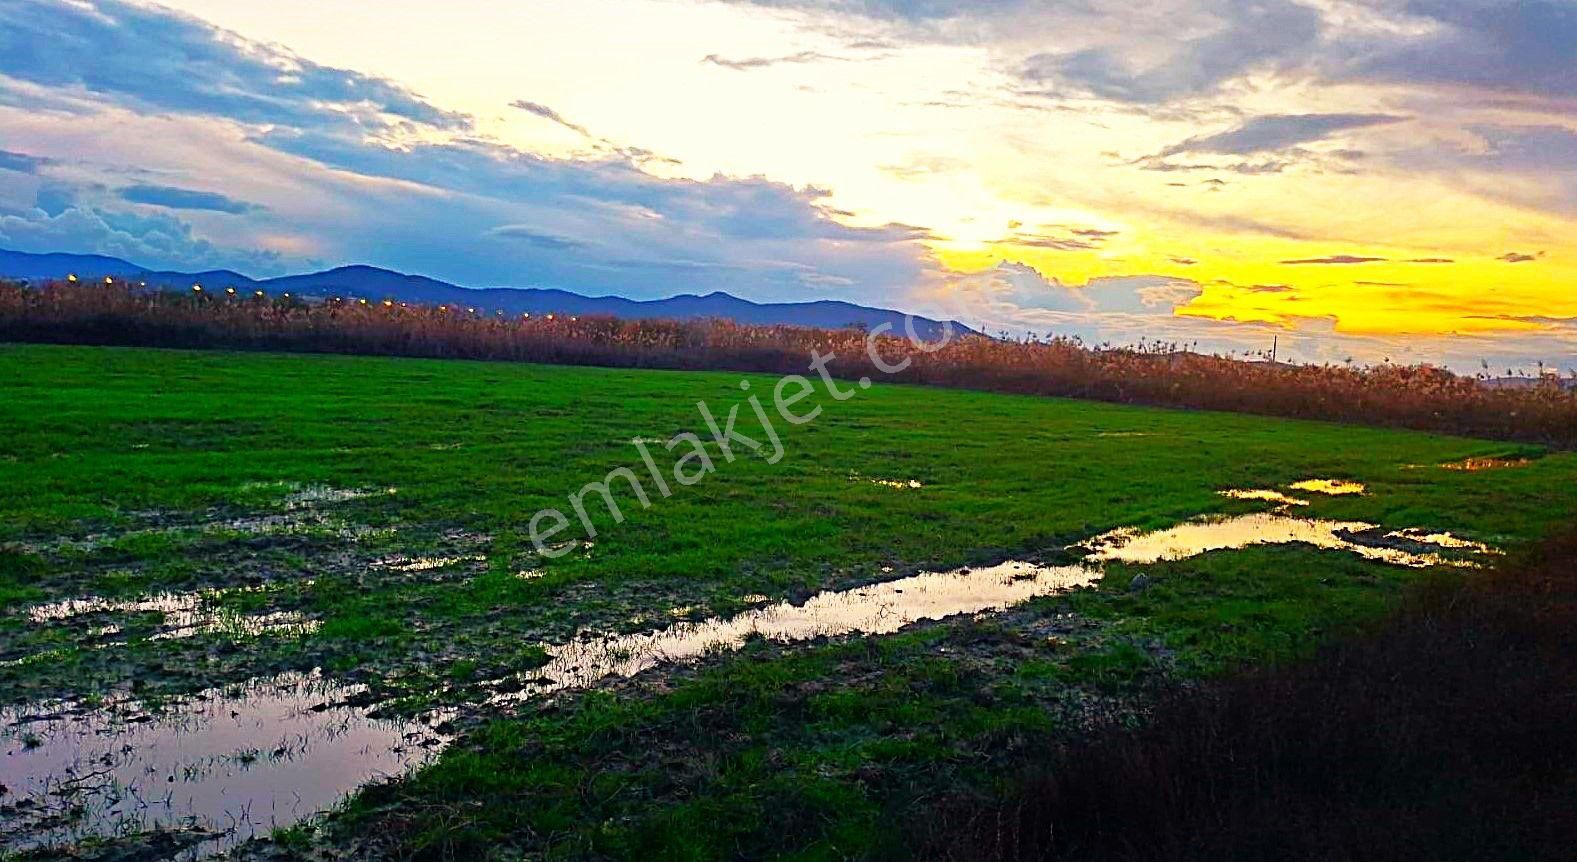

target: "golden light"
[67,274,78,282]
[546,313,555,320]
[104,276,114,285]
[255,290,265,297]
[383,299,394,307]
[360,298,370,305]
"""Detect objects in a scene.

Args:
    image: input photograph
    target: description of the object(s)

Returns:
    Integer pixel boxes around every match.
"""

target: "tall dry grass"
[3,279,1575,447]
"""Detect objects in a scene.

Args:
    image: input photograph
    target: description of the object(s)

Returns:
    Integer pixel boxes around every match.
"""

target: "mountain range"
[0,249,972,340]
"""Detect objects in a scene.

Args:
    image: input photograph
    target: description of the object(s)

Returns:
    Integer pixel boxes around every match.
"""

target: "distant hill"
[0,249,973,340]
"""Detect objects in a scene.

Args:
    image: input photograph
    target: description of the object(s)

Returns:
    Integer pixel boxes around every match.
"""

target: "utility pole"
[1271,335,1278,364]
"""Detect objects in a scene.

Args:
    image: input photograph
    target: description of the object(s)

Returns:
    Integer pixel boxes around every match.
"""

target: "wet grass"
[2,343,1576,858]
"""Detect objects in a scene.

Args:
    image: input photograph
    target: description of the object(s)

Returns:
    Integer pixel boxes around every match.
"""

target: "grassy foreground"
[1,343,1575,859]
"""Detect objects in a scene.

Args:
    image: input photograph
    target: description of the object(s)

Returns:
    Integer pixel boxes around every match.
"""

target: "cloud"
[1498,251,1543,263]
[0,203,283,274]
[484,225,588,249]
[0,0,465,132]
[1407,258,1455,264]
[1154,114,1406,158]
[702,51,846,70]
[1337,0,1577,100]
[119,184,258,214]
[1281,255,1386,265]
[0,149,48,174]
[509,100,591,137]
[0,0,935,303]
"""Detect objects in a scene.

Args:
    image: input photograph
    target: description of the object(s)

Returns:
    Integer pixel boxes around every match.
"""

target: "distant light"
[226,287,236,295]
[467,307,475,314]
[570,316,578,322]
[67,274,78,283]
[138,281,146,287]
[283,293,290,298]
[521,312,530,319]
[439,305,447,312]
[255,290,265,297]
[383,299,393,307]
[193,284,203,292]
[104,276,114,285]
[360,298,369,305]
[546,313,555,321]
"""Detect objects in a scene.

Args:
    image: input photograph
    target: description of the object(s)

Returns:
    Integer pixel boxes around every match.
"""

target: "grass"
[923,529,1577,862]
[1,342,1575,858]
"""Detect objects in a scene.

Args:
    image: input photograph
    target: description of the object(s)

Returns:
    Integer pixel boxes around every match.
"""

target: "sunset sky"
[0,0,1572,370]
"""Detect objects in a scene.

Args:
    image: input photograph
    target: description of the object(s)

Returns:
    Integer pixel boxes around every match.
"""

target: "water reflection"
[1084,513,1485,569]
[1287,479,1366,496]
[1440,457,1534,472]
[23,587,317,643]
[0,672,450,856]
[486,560,1101,704]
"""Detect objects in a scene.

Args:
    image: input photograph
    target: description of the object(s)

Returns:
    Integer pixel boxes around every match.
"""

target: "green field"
[2,342,1575,860]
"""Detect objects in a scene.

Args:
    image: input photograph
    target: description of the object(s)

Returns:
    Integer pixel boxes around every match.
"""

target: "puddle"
[20,587,317,644]
[0,672,450,857]
[280,486,396,510]
[373,554,487,574]
[485,560,1102,705]
[1440,457,1534,472]
[0,474,1504,850]
[1083,514,1485,569]
[1386,528,1503,555]
[1287,479,1366,496]
[848,471,924,490]
[1221,489,1310,507]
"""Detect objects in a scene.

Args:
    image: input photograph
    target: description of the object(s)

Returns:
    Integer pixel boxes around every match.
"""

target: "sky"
[0,0,1573,372]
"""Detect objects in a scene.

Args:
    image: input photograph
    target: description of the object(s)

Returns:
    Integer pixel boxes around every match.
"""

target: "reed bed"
[3,279,1574,447]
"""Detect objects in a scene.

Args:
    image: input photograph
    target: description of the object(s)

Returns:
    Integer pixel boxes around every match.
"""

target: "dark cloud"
[0,149,48,174]
[1281,255,1386,265]
[1407,258,1455,264]
[484,225,588,249]
[0,0,465,132]
[1155,114,1405,158]
[1498,251,1543,263]
[119,184,259,214]
[1341,0,1577,99]
[1019,1,1321,104]
[509,100,591,137]
[1170,256,1199,266]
